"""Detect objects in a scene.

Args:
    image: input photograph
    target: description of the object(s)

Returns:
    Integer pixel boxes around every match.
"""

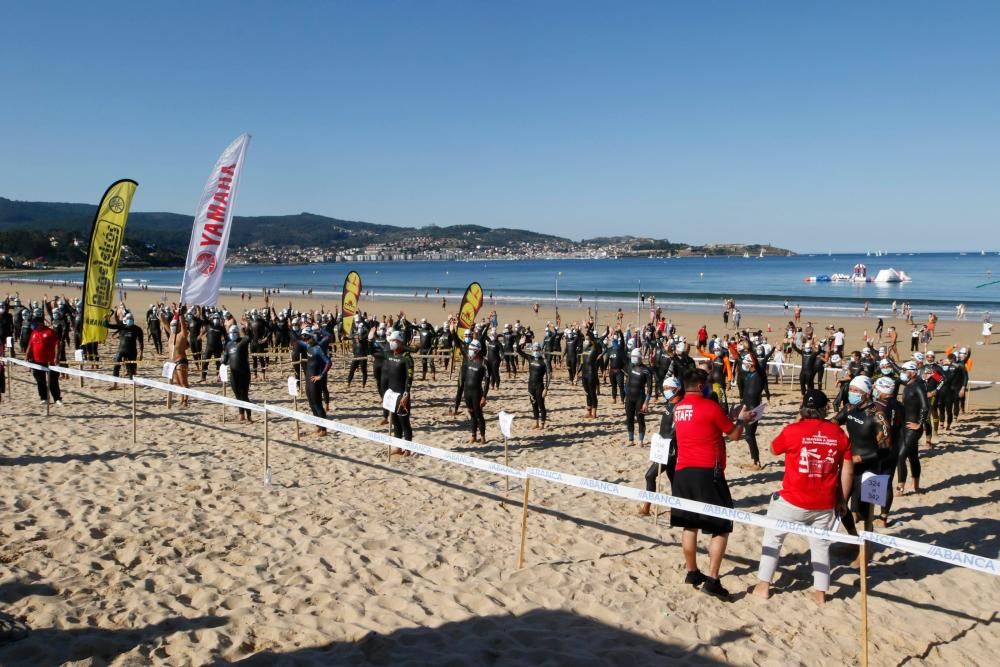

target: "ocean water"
[20,252,1000,318]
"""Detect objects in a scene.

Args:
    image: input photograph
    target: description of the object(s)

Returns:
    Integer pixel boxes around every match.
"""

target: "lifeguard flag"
[341,271,362,335]
[81,179,138,346]
[456,282,484,340]
[180,133,250,306]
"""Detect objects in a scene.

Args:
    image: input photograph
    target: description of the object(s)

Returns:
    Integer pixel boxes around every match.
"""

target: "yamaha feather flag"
[180,133,250,306]
[81,179,138,346]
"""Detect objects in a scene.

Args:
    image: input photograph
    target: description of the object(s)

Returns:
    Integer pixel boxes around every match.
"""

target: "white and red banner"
[180,133,250,306]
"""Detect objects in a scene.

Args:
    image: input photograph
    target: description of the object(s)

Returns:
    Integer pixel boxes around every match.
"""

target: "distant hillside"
[0,196,793,267]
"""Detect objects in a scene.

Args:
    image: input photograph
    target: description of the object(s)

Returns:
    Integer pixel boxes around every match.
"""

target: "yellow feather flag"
[81,179,138,346]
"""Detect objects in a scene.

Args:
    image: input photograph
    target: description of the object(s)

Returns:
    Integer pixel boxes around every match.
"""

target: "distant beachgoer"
[983,320,993,346]
[863,301,869,317]
[441,297,446,309]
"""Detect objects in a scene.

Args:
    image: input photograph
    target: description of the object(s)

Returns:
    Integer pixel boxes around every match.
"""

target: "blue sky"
[2,1,998,251]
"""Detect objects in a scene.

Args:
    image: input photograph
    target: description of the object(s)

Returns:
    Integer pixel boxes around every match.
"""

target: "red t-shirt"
[772,418,851,510]
[674,394,734,472]
[27,327,60,365]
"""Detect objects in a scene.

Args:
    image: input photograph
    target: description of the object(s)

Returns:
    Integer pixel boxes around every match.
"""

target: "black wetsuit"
[303,342,332,420]
[418,325,436,379]
[347,335,369,387]
[502,330,517,377]
[607,345,625,402]
[948,362,968,421]
[795,345,818,395]
[384,350,414,440]
[107,321,143,379]
[371,335,389,416]
[625,362,654,443]
[565,330,579,382]
[580,342,602,409]
[646,400,679,490]
[223,333,253,419]
[838,402,890,522]
[518,350,550,423]
[485,336,502,389]
[146,309,162,355]
[188,316,204,374]
[740,369,765,465]
[203,322,225,381]
[875,394,904,515]
[898,380,929,487]
[463,356,491,440]
[250,317,270,376]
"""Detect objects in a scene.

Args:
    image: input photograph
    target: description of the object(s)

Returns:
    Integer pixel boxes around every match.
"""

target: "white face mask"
[899,371,912,382]
[468,349,477,361]
[390,340,401,352]
[663,390,676,401]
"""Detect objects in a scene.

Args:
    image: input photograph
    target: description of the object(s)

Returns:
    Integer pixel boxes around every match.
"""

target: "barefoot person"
[670,369,746,600]
[752,390,853,604]
[897,361,928,496]
[462,339,491,443]
[163,305,191,407]
[639,376,683,516]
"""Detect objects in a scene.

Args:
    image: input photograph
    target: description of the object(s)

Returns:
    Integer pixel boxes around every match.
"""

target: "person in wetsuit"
[580,331,603,418]
[897,361,928,497]
[835,375,890,555]
[517,341,550,429]
[462,339,492,443]
[347,328,369,388]
[250,310,271,378]
[203,314,226,381]
[146,304,163,355]
[384,329,415,450]
[793,339,817,396]
[624,348,654,447]
[485,328,502,390]
[450,327,473,416]
[417,318,437,381]
[223,322,254,423]
[639,376,684,516]
[303,327,333,434]
[107,309,143,383]
[948,349,969,423]
[501,323,518,378]
[607,337,626,403]
[739,353,765,469]
[564,327,579,383]
[186,309,204,377]
[873,375,904,527]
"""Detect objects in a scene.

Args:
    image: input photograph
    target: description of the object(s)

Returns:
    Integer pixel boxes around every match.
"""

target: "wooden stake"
[167,375,173,409]
[517,478,531,569]
[504,436,510,496]
[860,539,869,667]
[654,463,662,525]
[264,402,270,482]
[80,360,85,388]
[131,380,137,444]
[294,395,300,440]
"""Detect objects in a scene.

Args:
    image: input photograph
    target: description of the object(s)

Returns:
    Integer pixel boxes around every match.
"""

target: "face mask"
[742,361,753,372]
[663,390,676,401]
[468,349,477,361]
[701,385,711,398]
[390,340,401,352]
[533,351,541,359]
[848,392,863,406]
[899,371,912,383]
[881,367,892,375]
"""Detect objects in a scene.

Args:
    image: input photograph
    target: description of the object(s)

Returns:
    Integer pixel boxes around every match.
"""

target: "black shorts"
[670,467,734,535]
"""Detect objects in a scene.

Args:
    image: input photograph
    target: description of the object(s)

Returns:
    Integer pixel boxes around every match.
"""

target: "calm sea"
[19,252,1000,319]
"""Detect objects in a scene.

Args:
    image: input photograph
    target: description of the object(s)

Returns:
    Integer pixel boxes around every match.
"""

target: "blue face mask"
[848,393,863,406]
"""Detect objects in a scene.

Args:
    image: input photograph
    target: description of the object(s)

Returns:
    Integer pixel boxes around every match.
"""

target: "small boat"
[743,251,750,258]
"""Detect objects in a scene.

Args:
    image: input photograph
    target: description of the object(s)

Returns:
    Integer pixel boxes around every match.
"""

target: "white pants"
[757,494,837,592]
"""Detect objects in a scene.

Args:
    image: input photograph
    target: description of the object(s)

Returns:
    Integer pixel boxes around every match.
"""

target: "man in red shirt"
[26,308,63,406]
[696,325,708,353]
[670,368,746,600]
[752,389,853,604]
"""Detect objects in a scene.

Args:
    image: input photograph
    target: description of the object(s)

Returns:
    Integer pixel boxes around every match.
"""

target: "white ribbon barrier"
[133,377,264,413]
[860,531,999,576]
[4,357,51,373]
[5,356,997,576]
[50,364,135,385]
[526,467,863,546]
[265,403,526,480]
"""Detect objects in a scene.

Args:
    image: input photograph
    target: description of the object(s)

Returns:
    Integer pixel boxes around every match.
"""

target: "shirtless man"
[162,304,191,406]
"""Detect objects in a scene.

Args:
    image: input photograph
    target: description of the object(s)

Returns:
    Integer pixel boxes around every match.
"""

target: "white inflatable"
[873,268,912,283]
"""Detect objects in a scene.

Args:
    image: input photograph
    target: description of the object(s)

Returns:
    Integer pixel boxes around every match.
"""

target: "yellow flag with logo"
[81,179,138,346]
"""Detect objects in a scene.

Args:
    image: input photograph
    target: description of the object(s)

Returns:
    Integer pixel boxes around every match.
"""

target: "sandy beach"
[1,281,998,665]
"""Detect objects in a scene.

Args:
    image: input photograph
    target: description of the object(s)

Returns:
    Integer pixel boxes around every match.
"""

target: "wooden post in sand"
[263,402,271,484]
[504,435,510,497]
[860,540,869,667]
[167,376,173,409]
[131,380,137,444]
[654,463,662,526]
[80,360,85,388]
[293,395,300,440]
[517,478,531,569]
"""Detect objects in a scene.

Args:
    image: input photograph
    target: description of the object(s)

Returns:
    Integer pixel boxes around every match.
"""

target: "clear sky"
[2,1,998,252]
